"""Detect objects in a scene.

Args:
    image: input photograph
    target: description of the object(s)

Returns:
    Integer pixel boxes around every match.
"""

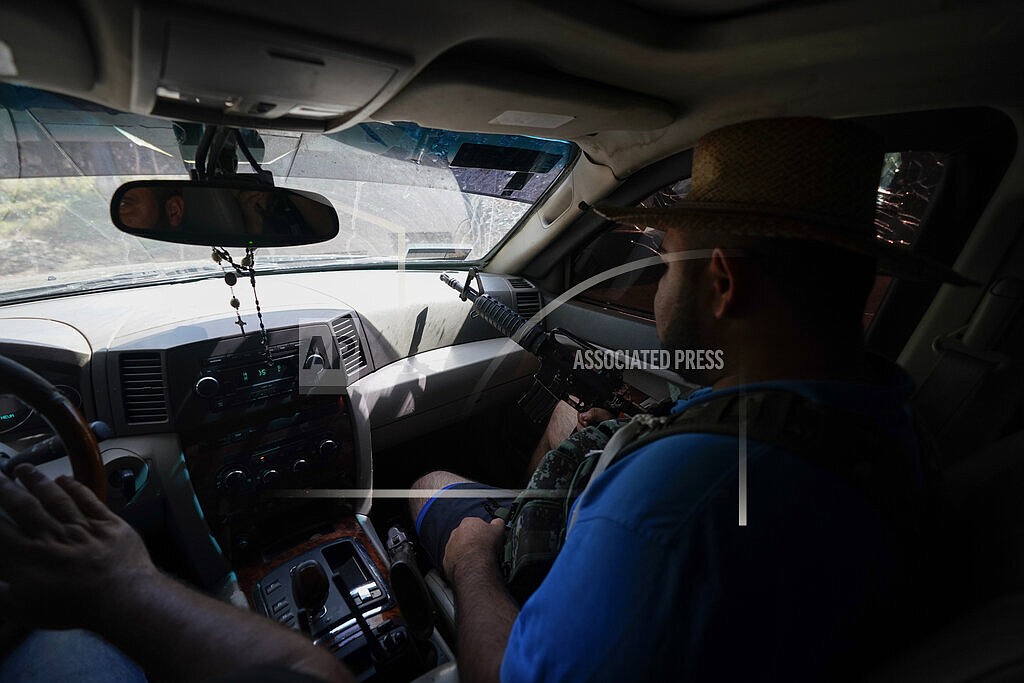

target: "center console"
[169,323,445,680]
[173,324,364,560]
[250,535,430,681]
[185,397,355,560]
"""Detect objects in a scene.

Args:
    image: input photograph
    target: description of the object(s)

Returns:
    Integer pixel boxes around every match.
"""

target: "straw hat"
[590,117,972,285]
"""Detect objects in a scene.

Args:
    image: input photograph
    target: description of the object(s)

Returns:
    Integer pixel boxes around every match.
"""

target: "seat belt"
[913,277,1024,467]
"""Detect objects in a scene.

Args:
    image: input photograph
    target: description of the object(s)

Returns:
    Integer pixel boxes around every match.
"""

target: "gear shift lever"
[291,560,330,635]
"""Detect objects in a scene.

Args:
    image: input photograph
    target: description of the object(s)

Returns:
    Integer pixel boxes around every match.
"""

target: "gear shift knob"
[291,560,330,613]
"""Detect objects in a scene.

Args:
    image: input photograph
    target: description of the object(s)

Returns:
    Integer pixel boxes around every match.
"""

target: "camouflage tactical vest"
[501,390,915,603]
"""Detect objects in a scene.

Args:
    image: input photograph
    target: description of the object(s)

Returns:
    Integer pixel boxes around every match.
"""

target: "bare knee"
[408,470,475,522]
[527,401,580,474]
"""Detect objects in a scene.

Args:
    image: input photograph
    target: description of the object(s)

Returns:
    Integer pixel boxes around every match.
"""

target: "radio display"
[238,361,290,386]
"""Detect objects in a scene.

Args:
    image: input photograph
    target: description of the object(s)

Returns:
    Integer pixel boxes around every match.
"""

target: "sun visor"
[373,58,676,139]
[131,7,411,131]
[0,1,95,91]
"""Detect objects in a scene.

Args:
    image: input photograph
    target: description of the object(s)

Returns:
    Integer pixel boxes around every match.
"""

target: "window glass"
[571,151,946,323]
[0,84,577,303]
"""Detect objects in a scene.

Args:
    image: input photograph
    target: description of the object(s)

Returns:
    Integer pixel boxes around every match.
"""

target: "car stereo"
[195,341,301,411]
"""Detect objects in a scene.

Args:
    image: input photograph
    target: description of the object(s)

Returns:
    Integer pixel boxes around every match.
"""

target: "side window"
[863,151,945,329]
[570,151,946,328]
[569,178,689,319]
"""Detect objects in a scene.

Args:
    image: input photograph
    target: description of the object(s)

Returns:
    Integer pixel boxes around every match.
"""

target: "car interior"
[2,0,1024,680]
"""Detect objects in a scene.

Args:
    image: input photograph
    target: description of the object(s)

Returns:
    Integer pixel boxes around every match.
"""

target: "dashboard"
[0,268,542,579]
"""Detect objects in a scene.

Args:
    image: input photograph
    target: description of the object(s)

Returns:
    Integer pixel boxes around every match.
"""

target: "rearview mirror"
[110,180,339,247]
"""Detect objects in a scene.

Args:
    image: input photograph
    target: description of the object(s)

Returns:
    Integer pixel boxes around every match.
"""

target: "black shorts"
[414,482,515,573]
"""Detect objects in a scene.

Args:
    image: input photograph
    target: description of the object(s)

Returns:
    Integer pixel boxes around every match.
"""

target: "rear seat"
[867,429,1024,681]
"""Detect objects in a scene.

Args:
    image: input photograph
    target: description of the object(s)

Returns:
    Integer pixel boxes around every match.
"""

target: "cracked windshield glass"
[0,85,576,302]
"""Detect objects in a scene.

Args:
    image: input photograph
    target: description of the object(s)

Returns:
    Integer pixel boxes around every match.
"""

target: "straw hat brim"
[588,202,976,287]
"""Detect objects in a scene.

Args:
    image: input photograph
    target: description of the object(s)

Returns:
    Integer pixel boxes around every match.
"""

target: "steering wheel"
[0,354,106,501]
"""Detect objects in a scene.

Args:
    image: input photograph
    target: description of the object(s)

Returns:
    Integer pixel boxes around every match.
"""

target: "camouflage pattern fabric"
[503,418,629,603]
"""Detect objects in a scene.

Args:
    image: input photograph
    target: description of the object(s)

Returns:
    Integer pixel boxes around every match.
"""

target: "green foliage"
[0,177,122,277]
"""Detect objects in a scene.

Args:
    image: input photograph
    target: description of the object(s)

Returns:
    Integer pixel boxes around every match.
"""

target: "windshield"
[0,85,577,303]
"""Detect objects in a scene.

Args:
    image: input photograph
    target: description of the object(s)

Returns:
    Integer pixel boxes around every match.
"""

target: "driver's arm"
[0,465,353,683]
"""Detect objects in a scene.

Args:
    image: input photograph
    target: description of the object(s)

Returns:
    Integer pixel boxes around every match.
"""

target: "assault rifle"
[441,271,644,422]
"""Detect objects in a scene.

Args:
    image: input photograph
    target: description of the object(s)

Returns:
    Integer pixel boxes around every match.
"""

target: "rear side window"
[570,151,946,327]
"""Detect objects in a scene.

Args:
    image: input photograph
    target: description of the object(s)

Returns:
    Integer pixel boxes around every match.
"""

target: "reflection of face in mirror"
[231,190,336,238]
[118,187,184,230]
[235,190,272,234]
[111,181,339,247]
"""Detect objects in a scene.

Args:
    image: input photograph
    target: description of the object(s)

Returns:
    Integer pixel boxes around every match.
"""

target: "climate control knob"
[261,469,280,485]
[291,459,309,474]
[304,353,326,374]
[318,439,338,459]
[195,376,220,398]
[222,469,248,494]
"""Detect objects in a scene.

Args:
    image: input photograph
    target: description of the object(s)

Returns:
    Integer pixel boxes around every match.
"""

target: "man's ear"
[708,247,738,319]
[166,196,185,228]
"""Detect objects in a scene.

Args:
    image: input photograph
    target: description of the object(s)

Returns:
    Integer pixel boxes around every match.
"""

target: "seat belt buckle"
[932,333,1008,367]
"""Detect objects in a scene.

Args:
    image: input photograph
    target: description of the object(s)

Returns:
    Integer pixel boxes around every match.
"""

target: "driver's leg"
[0,629,146,683]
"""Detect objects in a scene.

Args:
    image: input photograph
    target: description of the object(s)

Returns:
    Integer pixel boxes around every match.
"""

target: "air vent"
[516,292,542,319]
[331,315,368,376]
[119,352,168,424]
[508,277,533,289]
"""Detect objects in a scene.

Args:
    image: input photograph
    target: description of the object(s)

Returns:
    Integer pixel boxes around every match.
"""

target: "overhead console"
[130,6,412,131]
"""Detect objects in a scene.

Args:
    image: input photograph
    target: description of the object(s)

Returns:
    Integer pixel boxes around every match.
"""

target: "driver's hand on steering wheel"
[0,464,157,630]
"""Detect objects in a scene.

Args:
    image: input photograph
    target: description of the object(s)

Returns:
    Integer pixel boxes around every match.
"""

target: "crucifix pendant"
[235,316,247,335]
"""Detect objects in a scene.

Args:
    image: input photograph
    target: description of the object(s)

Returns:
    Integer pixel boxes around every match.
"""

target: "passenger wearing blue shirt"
[410,117,960,682]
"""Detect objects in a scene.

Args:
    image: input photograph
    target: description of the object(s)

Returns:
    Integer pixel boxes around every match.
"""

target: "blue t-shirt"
[501,371,918,682]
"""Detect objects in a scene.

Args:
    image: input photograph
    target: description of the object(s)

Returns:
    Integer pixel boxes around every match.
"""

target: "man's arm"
[443,517,519,683]
[0,465,353,683]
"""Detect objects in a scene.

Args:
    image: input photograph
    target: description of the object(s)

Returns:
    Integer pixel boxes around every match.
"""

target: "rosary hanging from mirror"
[212,246,272,363]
